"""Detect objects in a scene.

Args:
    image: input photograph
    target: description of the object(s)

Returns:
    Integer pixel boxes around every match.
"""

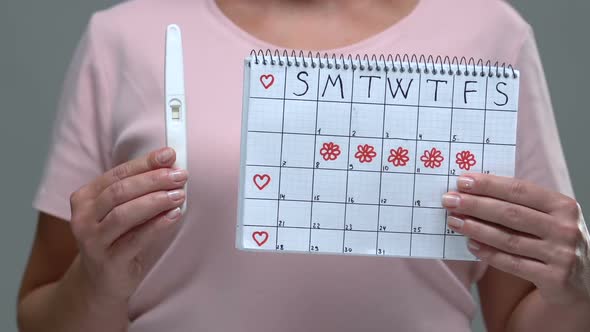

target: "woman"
[17,0,590,331]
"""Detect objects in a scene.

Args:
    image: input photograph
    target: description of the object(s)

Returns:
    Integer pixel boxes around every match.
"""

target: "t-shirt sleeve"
[513,27,574,197]
[32,15,113,221]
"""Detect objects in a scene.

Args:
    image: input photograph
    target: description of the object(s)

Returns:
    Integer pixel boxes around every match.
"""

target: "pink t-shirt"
[33,0,574,331]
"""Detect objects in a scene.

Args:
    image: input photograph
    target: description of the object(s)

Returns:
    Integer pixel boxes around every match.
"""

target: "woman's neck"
[215,0,419,50]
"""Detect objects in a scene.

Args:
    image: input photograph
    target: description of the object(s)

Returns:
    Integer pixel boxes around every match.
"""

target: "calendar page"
[237,54,519,260]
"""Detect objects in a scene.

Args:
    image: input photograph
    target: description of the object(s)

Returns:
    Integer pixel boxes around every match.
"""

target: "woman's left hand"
[442,173,590,305]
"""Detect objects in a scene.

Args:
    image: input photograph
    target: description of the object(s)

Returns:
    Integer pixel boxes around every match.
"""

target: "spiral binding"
[249,49,517,79]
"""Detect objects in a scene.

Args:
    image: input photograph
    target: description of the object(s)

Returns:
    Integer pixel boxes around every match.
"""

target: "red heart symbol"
[260,74,275,89]
[253,174,271,190]
[252,231,269,246]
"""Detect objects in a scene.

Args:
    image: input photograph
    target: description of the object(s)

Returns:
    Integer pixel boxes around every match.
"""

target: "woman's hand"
[69,147,188,306]
[442,173,590,305]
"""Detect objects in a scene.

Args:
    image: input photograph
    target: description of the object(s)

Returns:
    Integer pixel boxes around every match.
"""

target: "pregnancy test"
[165,24,187,212]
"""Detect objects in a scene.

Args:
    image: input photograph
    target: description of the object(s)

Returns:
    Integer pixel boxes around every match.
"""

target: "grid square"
[378,206,412,233]
[245,166,280,199]
[310,229,344,253]
[243,199,278,227]
[353,70,386,104]
[484,111,518,145]
[247,98,284,132]
[451,109,485,143]
[344,204,379,231]
[278,167,313,201]
[277,228,311,252]
[315,136,349,170]
[380,172,414,206]
[415,140,450,175]
[377,232,411,257]
[242,226,277,250]
[444,235,477,260]
[453,76,487,109]
[283,100,317,134]
[349,138,382,171]
[250,64,286,99]
[278,201,311,228]
[316,102,351,136]
[410,234,444,258]
[286,66,319,101]
[318,68,353,102]
[419,74,453,108]
[384,105,418,139]
[346,171,381,204]
[382,139,416,173]
[281,134,316,168]
[482,144,516,176]
[412,208,446,234]
[417,107,452,141]
[350,103,384,138]
[312,169,348,203]
[344,231,377,255]
[413,174,448,208]
[246,132,282,166]
[450,143,483,175]
[311,202,345,230]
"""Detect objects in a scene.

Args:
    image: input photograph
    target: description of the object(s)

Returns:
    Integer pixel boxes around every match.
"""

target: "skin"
[17,1,590,331]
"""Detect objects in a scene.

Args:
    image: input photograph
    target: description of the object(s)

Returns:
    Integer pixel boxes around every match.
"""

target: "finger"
[455,173,565,214]
[442,192,552,238]
[467,238,549,284]
[94,167,188,220]
[98,189,185,245]
[448,215,550,263]
[90,147,176,197]
[109,207,182,261]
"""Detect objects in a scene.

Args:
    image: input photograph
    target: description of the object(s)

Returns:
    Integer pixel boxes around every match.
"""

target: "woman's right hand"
[68,147,187,307]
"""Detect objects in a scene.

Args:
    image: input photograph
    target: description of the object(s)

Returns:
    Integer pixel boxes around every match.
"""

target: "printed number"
[310,245,319,252]
[377,248,385,255]
[345,224,353,230]
[415,200,421,207]
[450,169,456,175]
[279,194,286,200]
[352,130,357,137]
[317,128,322,135]
[379,225,387,231]
[418,134,423,140]
[282,161,287,166]
[348,197,355,203]
[278,220,285,227]
[452,134,457,142]
[382,165,389,171]
[446,228,456,234]
[312,222,321,229]
[385,132,390,138]
[316,162,320,168]
[413,227,422,233]
[485,137,491,143]
[381,198,387,204]
[349,164,354,170]
[483,170,491,174]
[313,195,321,201]
[276,244,284,250]
[344,247,353,253]
[416,168,421,173]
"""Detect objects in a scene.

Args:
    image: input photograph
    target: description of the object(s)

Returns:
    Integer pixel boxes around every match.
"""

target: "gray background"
[0,1,588,331]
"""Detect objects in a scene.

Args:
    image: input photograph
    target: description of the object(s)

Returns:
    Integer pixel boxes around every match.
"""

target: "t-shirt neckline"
[206,0,427,55]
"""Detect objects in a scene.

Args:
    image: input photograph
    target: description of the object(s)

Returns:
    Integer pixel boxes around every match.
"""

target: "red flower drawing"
[456,150,477,170]
[319,142,341,161]
[387,147,410,167]
[420,147,444,168]
[354,144,377,163]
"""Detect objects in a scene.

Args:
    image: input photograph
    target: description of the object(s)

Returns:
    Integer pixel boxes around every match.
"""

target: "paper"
[237,55,519,260]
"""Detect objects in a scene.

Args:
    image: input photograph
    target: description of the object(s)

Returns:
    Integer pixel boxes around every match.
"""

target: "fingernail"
[447,216,464,229]
[467,239,480,251]
[166,207,181,220]
[442,193,461,208]
[169,169,188,182]
[158,148,174,164]
[167,189,185,201]
[457,176,475,190]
